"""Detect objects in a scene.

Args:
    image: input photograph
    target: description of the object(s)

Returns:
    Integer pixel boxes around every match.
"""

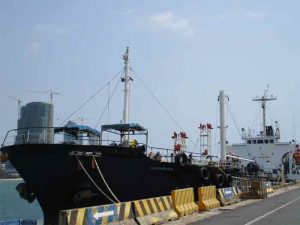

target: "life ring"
[175,153,188,166]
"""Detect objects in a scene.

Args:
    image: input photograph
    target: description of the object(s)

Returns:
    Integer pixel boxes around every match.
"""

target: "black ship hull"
[2,144,235,225]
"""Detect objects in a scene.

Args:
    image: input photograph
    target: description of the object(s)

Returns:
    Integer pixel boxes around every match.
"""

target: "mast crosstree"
[252,87,277,136]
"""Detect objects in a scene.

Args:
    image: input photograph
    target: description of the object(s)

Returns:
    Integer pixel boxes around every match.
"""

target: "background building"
[16,102,54,144]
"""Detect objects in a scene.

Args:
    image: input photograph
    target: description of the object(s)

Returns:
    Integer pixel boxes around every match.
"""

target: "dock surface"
[190,186,300,225]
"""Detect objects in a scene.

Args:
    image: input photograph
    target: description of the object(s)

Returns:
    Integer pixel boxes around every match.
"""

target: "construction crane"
[6,94,22,120]
[26,90,59,104]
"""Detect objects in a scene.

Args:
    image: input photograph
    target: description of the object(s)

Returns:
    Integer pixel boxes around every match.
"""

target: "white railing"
[1,127,211,165]
[1,127,101,147]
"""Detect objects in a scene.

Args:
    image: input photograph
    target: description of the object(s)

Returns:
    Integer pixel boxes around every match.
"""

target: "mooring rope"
[216,166,226,175]
[74,153,116,203]
[92,155,120,203]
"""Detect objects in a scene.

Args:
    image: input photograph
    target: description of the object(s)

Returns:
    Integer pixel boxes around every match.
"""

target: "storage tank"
[16,102,54,144]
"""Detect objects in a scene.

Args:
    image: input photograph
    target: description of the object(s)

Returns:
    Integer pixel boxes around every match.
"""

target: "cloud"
[145,11,194,36]
[117,9,135,17]
[32,24,71,35]
[216,11,268,21]
[28,42,41,53]
[244,12,268,19]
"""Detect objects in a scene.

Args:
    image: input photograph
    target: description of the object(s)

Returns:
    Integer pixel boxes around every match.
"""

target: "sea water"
[0,179,43,222]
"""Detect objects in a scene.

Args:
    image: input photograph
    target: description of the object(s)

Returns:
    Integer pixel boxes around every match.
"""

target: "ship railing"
[1,128,47,147]
[1,127,149,148]
[146,146,204,163]
[1,127,103,147]
[216,161,241,169]
[2,128,213,165]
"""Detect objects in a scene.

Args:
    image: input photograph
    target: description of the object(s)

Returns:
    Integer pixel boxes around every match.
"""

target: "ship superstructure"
[228,89,298,180]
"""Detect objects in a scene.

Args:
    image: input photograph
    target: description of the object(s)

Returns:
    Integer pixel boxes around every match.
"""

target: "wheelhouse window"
[270,139,274,143]
[264,139,269,144]
[257,140,263,144]
[252,140,257,144]
[247,140,251,144]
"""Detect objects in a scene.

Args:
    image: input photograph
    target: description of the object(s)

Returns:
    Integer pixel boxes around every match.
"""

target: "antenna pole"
[262,91,266,135]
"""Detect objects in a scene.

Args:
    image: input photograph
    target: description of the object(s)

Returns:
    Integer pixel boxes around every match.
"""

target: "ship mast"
[121,47,132,141]
[253,87,277,136]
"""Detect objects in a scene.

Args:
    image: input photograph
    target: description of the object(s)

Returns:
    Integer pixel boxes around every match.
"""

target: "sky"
[1,0,300,156]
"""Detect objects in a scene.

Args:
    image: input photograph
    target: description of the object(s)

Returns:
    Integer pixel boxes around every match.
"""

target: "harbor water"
[0,179,43,222]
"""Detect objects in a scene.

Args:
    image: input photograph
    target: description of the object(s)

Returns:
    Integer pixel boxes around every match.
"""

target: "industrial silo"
[16,102,54,144]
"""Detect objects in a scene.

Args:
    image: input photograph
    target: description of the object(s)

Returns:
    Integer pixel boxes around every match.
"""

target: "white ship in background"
[227,88,300,181]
